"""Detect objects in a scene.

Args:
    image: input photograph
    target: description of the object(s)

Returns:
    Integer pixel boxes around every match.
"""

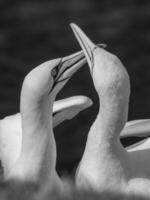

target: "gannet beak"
[53,50,86,85]
[70,23,99,71]
[49,50,86,94]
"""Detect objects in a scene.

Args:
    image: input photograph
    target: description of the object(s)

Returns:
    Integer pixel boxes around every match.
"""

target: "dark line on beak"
[73,30,95,72]
[55,53,83,83]
[74,30,92,63]
[49,55,84,94]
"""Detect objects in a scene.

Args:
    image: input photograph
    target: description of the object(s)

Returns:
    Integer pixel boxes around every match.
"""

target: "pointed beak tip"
[69,24,94,70]
[70,22,74,27]
[70,23,81,35]
[70,22,77,29]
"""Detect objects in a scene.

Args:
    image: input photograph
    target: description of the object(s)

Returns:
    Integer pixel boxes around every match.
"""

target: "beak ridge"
[70,23,96,69]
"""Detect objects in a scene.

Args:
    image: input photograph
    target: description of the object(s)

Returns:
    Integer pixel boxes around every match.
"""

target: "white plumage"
[71,23,150,197]
[4,51,86,188]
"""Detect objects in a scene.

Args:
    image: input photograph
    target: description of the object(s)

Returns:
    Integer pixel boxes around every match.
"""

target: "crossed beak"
[53,50,86,87]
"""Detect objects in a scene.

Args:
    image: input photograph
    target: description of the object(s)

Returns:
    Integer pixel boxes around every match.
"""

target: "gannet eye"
[51,60,62,80]
[51,67,58,79]
[97,43,107,49]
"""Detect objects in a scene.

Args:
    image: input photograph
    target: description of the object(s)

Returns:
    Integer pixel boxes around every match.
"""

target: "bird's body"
[0,96,92,176]
[71,23,150,197]
[4,50,87,188]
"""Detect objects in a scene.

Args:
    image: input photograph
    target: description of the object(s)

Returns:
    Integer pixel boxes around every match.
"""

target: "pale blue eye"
[51,68,58,78]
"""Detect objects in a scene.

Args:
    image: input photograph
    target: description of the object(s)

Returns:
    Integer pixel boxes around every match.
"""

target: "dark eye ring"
[51,68,58,79]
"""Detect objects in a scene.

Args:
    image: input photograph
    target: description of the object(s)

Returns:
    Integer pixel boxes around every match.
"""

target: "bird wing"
[53,95,92,127]
[0,113,22,172]
[121,119,150,138]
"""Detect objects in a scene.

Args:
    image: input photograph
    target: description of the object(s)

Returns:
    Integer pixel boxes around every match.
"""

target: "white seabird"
[71,23,150,197]
[5,51,87,188]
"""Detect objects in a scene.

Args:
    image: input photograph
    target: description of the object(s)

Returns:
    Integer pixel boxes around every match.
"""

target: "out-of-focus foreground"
[0,179,149,200]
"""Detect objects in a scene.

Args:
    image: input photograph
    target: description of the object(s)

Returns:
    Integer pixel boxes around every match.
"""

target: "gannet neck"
[13,65,57,181]
[95,79,130,142]
[82,66,130,171]
[88,52,130,145]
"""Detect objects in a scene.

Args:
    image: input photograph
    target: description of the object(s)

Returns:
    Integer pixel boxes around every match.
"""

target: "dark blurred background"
[0,0,150,176]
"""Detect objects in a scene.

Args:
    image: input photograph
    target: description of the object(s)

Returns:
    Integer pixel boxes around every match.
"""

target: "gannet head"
[22,51,86,100]
[70,23,130,94]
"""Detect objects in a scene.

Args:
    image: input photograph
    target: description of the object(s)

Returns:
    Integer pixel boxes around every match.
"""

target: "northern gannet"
[5,51,87,187]
[0,95,92,178]
[71,23,150,197]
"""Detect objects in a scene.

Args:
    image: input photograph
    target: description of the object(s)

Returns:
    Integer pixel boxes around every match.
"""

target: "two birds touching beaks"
[1,23,150,197]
